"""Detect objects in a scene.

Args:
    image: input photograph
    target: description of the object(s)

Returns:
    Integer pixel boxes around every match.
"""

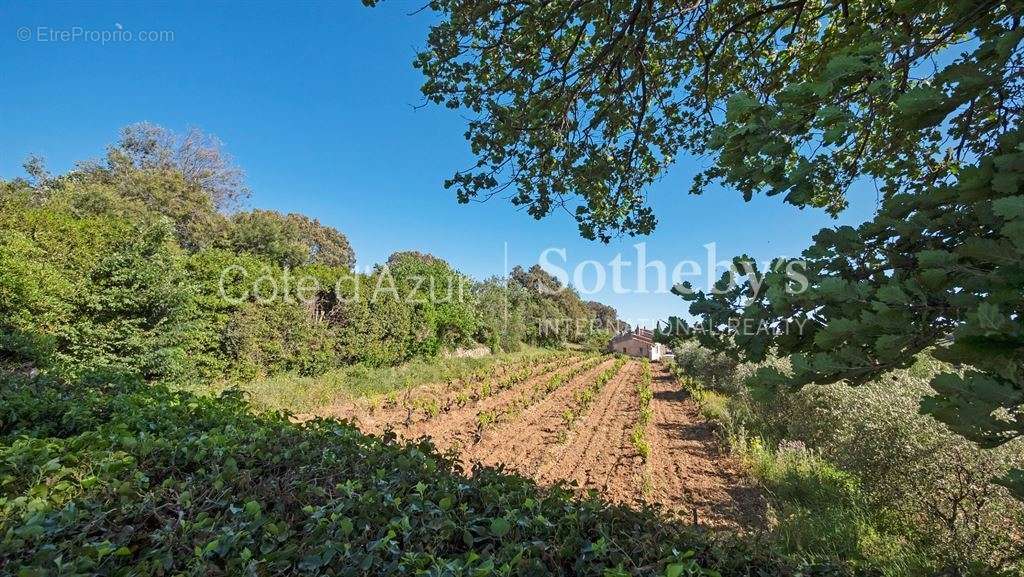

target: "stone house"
[608,328,666,361]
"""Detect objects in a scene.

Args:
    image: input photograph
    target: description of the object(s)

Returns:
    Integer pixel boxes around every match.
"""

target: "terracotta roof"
[610,332,655,345]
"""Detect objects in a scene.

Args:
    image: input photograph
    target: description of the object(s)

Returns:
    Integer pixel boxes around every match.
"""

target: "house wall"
[610,337,662,360]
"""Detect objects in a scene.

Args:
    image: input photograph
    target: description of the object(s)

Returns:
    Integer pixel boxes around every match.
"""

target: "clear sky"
[1,1,879,328]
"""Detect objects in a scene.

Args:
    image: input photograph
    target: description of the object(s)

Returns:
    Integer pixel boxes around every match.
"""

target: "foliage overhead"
[379,0,1023,241]
[382,0,1024,497]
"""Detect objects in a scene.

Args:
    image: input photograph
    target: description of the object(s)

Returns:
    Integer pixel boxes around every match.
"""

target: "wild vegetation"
[0,124,618,386]
[670,341,1023,575]
[4,0,1024,575]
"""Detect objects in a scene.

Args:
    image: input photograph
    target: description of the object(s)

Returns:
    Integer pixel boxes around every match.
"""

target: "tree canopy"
[229,209,356,269]
[378,0,1022,240]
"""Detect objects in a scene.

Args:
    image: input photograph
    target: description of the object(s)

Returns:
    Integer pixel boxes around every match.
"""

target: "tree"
[509,265,597,344]
[229,209,356,270]
[383,251,478,354]
[386,0,1024,496]
[33,123,248,251]
[473,276,530,352]
[289,212,356,269]
[386,0,1021,240]
[111,122,249,211]
[586,300,620,333]
[0,181,191,380]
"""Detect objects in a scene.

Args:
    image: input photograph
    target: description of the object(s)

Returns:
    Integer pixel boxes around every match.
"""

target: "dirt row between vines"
[311,357,766,529]
[645,363,767,528]
[535,360,644,503]
[460,358,627,476]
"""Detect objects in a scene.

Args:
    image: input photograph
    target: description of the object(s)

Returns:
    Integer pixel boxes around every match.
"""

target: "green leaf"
[993,196,1024,220]
[916,249,956,268]
[724,93,760,121]
[489,517,511,538]
[992,172,1022,194]
[244,500,262,517]
[339,517,353,536]
[876,284,910,305]
[895,86,951,128]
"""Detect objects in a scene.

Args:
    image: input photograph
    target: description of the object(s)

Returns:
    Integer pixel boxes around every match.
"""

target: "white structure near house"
[608,328,667,361]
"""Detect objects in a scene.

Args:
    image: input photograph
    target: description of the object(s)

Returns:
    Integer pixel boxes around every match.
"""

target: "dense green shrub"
[1,126,619,384]
[384,251,478,356]
[473,277,530,353]
[55,221,192,382]
[0,184,193,381]
[672,344,1024,576]
[224,301,338,378]
[330,278,415,367]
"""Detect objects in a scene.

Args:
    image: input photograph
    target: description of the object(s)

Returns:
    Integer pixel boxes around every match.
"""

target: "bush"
[673,349,1024,576]
[670,341,743,395]
[781,366,1024,574]
[224,301,338,378]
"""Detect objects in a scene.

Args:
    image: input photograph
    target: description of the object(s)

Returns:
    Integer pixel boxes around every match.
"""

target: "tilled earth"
[313,356,766,529]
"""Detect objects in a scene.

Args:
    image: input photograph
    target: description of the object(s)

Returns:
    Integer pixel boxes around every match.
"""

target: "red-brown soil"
[535,360,645,504]
[460,357,621,474]
[644,363,767,528]
[313,357,766,529]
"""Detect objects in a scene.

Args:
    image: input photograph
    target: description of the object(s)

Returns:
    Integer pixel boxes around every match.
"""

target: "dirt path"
[645,364,766,528]
[536,360,644,505]
[460,357,620,475]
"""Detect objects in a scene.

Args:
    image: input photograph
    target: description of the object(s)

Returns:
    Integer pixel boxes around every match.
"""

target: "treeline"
[0,124,619,383]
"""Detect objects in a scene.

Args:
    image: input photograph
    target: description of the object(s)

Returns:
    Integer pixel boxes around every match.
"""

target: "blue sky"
[1,1,878,327]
